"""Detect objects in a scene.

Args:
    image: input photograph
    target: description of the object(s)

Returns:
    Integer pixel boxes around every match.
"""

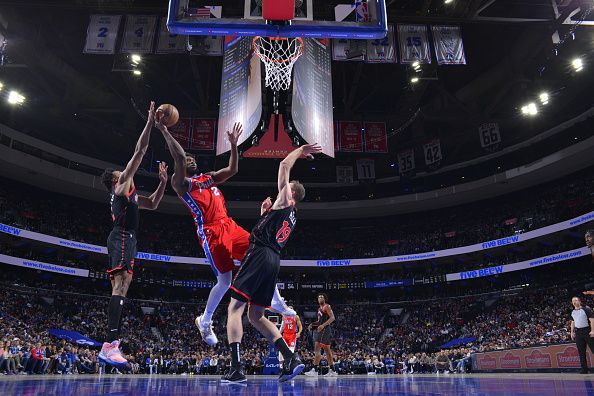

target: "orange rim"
[252,36,304,64]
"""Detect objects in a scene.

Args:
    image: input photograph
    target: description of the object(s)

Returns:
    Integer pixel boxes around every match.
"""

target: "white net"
[253,36,304,92]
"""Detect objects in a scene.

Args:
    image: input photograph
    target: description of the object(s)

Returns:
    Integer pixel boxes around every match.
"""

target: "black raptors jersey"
[250,206,296,254]
[110,187,139,232]
[317,305,331,326]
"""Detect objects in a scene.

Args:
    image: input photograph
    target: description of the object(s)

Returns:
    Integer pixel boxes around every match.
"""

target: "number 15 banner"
[120,15,158,54]
[397,24,431,64]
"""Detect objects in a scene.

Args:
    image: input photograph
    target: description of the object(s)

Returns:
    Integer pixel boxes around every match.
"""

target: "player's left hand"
[147,101,156,123]
[301,143,323,160]
[318,324,326,332]
[227,122,243,146]
[158,162,169,183]
[261,197,272,211]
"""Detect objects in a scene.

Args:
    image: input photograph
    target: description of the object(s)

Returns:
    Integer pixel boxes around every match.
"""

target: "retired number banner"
[431,25,467,65]
[366,24,396,63]
[363,122,388,153]
[156,17,186,54]
[423,139,442,165]
[397,24,431,64]
[84,15,121,54]
[120,15,158,54]
[339,121,363,152]
[397,149,415,174]
[191,119,216,150]
[478,122,502,148]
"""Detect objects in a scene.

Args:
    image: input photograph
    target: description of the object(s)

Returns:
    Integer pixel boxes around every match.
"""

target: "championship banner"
[478,122,502,149]
[473,344,594,371]
[156,17,186,54]
[431,25,466,65]
[339,121,363,152]
[191,119,216,150]
[120,15,158,54]
[83,15,121,54]
[169,118,192,150]
[397,24,431,64]
[356,158,375,180]
[336,165,354,183]
[423,139,442,166]
[334,121,340,152]
[363,122,388,153]
[397,149,415,174]
[366,24,396,63]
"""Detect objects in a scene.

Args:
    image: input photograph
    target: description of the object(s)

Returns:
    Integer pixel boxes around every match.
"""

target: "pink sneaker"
[98,341,128,368]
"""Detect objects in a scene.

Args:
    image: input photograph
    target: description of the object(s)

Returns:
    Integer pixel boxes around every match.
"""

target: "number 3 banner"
[120,15,157,54]
[84,15,122,54]
[397,24,431,64]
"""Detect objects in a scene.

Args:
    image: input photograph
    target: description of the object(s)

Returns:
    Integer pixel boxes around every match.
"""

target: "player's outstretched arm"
[155,121,188,195]
[272,143,322,210]
[115,101,155,196]
[209,122,243,184]
[139,162,168,210]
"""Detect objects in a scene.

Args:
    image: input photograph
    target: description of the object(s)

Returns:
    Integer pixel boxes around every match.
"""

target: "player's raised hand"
[301,143,323,159]
[227,122,243,146]
[261,196,273,211]
[158,162,169,183]
[147,101,156,123]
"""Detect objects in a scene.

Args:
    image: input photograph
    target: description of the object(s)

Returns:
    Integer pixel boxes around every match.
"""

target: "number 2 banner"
[120,15,157,54]
[397,24,431,64]
[84,15,122,54]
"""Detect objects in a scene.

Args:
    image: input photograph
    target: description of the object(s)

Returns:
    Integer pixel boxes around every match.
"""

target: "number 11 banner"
[397,24,431,64]
[120,15,157,54]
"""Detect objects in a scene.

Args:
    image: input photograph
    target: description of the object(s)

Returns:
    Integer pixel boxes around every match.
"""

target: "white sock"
[202,271,232,323]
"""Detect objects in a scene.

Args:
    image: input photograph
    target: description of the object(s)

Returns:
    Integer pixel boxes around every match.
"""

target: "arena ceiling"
[0,0,593,182]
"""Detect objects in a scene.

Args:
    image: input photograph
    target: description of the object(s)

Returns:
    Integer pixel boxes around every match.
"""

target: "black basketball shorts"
[313,327,334,347]
[230,245,280,308]
[107,227,137,278]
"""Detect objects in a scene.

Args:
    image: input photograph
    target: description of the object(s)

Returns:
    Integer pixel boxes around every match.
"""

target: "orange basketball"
[156,104,179,128]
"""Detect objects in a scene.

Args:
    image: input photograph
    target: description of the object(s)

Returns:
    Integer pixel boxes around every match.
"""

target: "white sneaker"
[268,300,296,317]
[304,368,318,377]
[195,315,218,346]
[325,369,338,377]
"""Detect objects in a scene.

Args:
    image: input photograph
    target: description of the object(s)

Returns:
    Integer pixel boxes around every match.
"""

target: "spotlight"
[411,77,419,83]
[7,90,25,105]
[444,0,453,3]
[539,92,549,105]
[131,54,142,64]
[133,70,142,76]
[572,58,583,72]
[0,82,3,92]
[527,103,537,115]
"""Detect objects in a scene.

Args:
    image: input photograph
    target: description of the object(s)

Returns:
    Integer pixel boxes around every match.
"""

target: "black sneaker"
[221,367,247,383]
[279,354,305,383]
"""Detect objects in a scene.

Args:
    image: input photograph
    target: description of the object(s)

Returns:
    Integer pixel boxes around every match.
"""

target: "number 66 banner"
[120,15,158,53]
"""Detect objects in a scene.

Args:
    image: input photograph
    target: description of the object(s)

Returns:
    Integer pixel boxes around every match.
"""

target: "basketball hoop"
[253,36,304,92]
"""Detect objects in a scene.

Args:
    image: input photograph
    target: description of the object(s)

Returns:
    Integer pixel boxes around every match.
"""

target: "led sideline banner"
[0,211,593,267]
[445,247,589,282]
[0,254,89,277]
[472,344,593,371]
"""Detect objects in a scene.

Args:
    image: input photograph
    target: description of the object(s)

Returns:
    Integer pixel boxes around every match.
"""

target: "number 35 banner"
[120,15,158,54]
[397,24,431,64]
[84,15,122,54]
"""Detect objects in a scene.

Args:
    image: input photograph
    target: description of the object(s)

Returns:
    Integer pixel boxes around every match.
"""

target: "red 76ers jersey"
[282,316,297,337]
[180,174,228,225]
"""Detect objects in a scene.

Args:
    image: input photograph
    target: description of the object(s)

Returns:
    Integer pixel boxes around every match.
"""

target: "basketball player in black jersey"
[97,101,168,367]
[583,230,594,296]
[305,293,337,376]
[222,143,322,384]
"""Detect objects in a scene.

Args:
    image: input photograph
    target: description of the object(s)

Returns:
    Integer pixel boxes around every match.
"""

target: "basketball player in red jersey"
[305,293,337,376]
[279,308,303,364]
[98,101,169,367]
[156,121,295,346]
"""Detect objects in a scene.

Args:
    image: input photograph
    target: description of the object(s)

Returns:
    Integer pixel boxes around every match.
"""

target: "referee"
[570,296,594,374]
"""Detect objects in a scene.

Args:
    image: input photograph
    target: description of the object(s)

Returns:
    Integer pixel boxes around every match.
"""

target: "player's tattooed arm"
[155,121,189,195]
[138,162,168,210]
[116,101,155,196]
[317,305,335,331]
[210,122,243,184]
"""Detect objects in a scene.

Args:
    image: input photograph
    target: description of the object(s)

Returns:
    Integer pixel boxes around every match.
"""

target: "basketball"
[156,104,179,128]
